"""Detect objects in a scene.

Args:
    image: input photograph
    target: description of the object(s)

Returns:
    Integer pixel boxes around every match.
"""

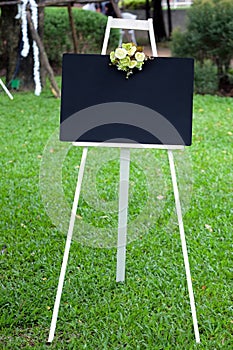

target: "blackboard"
[60,54,194,146]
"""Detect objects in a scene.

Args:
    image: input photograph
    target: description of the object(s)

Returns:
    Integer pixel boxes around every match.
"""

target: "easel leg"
[116,148,130,282]
[0,78,13,100]
[47,147,88,343]
[167,150,200,343]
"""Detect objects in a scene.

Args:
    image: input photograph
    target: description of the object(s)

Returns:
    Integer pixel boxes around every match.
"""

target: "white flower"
[135,52,145,62]
[115,48,127,59]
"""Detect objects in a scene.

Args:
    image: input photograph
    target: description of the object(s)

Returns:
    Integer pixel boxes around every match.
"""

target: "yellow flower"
[122,43,133,51]
[127,46,137,56]
[119,56,131,68]
[110,51,115,61]
[136,62,144,70]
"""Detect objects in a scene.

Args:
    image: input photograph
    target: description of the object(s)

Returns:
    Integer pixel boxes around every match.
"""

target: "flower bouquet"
[110,43,151,79]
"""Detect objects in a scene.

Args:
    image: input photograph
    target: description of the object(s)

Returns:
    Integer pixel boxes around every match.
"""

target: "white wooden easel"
[48,17,200,344]
[0,78,13,100]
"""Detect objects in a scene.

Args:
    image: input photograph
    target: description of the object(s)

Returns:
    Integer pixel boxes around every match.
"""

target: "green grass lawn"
[0,86,233,349]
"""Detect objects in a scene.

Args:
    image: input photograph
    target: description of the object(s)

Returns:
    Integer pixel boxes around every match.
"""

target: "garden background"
[0,0,233,348]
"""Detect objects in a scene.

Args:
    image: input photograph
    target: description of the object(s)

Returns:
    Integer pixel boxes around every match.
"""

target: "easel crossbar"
[108,18,153,30]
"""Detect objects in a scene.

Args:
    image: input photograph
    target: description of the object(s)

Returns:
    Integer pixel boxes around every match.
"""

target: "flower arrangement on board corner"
[110,43,152,79]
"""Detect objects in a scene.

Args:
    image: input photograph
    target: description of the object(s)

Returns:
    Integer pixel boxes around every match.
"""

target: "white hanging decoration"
[15,4,22,20]
[20,0,30,58]
[19,0,42,96]
[30,0,42,96]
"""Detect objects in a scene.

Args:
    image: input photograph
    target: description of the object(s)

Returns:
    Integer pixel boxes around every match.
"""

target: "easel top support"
[101,17,158,58]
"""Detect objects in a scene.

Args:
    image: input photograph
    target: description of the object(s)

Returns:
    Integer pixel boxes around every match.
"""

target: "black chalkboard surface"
[60,54,194,146]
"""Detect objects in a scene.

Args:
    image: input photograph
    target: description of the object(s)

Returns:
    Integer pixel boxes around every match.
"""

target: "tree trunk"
[38,4,46,86]
[67,4,78,53]
[0,5,21,86]
[27,10,60,98]
[0,1,46,91]
[166,0,172,38]
[153,0,167,42]
[110,0,122,18]
[145,0,151,19]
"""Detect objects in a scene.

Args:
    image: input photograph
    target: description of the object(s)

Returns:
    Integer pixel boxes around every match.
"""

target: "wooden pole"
[109,0,132,43]
[166,0,172,38]
[67,4,79,53]
[0,0,20,5]
[109,0,122,18]
[0,0,104,7]
[26,10,61,98]
[0,0,104,6]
